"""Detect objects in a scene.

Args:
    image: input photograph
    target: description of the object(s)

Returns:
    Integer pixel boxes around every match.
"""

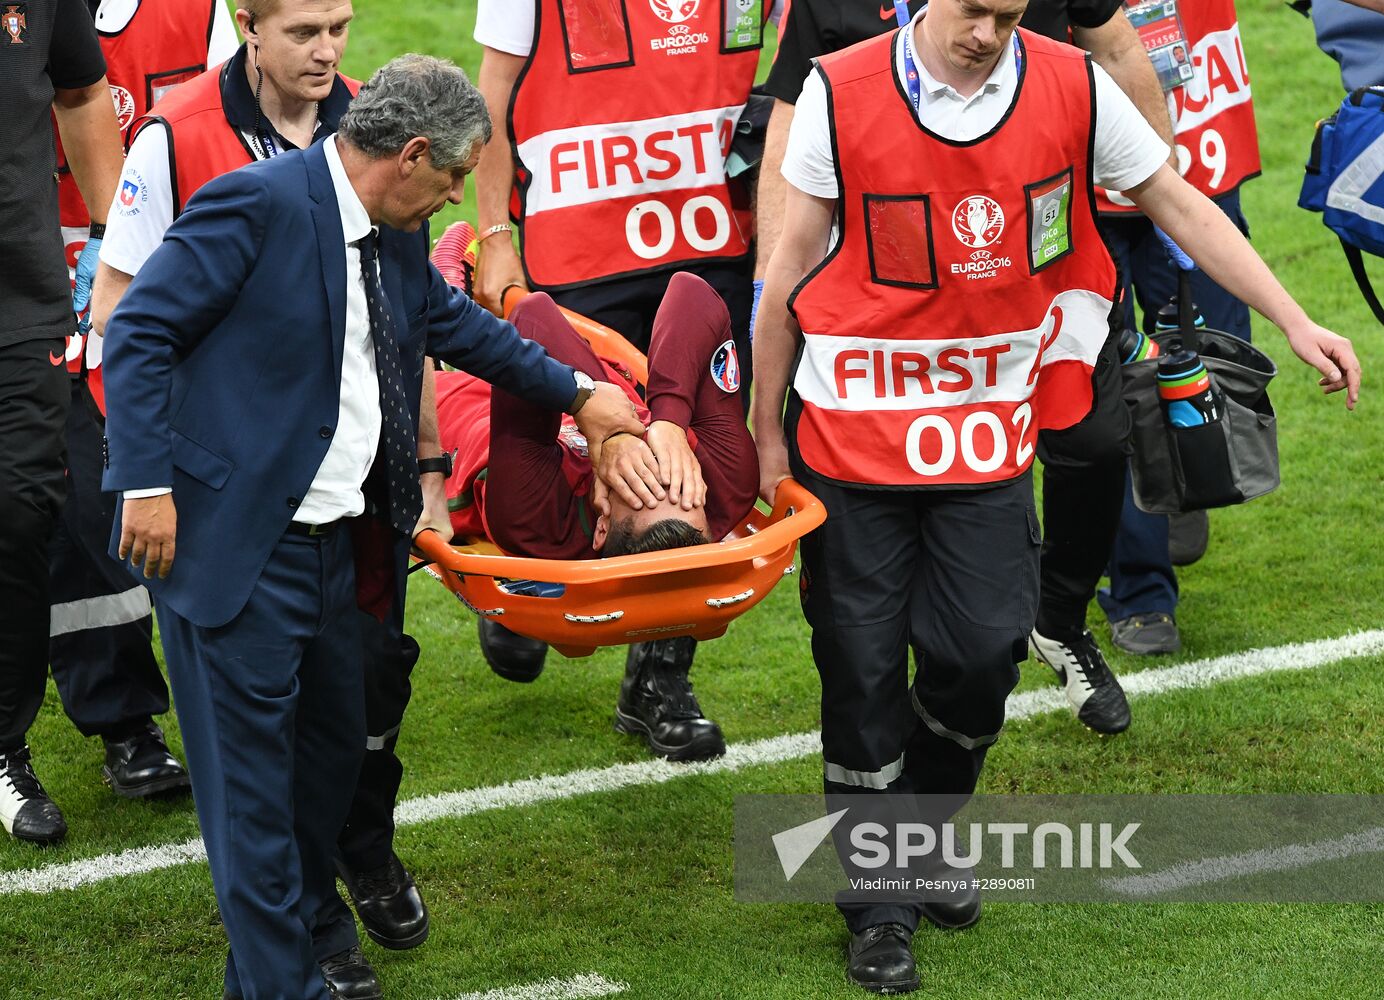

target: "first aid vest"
[1096,0,1260,212]
[509,0,768,290]
[790,28,1116,489]
[55,0,218,398]
[128,64,361,220]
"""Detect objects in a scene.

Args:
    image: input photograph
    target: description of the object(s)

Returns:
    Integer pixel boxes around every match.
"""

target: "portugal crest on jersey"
[2,5,27,45]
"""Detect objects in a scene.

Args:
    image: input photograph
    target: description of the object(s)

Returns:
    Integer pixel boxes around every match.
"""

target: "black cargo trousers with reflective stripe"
[788,412,1039,933]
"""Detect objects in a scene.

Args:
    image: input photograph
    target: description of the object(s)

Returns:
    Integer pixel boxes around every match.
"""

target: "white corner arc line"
[1100,826,1384,898]
[442,972,627,1000]
[3,629,1382,897]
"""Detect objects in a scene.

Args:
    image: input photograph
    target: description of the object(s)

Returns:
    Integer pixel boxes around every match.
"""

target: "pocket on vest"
[863,194,938,290]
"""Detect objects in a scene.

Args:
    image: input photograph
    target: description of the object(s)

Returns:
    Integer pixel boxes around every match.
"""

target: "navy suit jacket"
[102,141,577,628]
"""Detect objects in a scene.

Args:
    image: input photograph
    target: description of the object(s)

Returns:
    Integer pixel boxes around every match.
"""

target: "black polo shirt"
[764,0,1124,104]
[0,0,106,346]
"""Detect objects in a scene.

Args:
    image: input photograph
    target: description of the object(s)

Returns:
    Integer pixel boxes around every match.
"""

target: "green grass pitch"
[2,1,1382,997]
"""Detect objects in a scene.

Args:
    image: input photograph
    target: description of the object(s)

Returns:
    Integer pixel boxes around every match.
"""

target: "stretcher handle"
[411,478,824,585]
[501,285,650,388]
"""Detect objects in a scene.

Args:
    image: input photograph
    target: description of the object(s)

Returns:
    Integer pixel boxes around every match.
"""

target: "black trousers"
[790,437,1039,933]
[335,604,420,872]
[1033,328,1131,636]
[546,259,754,406]
[48,380,170,738]
[0,338,70,750]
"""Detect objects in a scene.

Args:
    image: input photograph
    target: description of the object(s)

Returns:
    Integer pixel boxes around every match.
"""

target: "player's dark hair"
[604,518,707,557]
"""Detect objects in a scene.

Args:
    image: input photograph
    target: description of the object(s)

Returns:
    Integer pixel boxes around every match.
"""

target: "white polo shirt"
[783,9,1169,200]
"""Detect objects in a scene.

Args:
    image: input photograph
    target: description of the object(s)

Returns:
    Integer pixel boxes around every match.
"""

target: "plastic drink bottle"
[1118,327,1161,364]
[1157,345,1222,427]
[1154,295,1207,334]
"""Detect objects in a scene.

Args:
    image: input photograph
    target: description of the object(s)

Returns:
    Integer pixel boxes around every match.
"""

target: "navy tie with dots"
[355,230,423,535]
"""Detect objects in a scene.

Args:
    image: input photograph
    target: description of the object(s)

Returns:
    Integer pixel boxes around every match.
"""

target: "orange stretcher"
[410,282,824,658]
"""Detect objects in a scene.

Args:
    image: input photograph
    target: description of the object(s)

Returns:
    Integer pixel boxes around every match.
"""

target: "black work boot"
[614,637,725,762]
[319,945,382,1000]
[337,851,430,950]
[477,617,549,682]
[101,721,192,799]
[846,923,920,994]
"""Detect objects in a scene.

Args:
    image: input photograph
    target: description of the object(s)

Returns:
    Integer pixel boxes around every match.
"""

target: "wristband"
[417,453,454,477]
[88,222,106,240]
[479,224,513,243]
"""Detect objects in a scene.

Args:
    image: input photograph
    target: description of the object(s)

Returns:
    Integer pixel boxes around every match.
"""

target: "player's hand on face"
[590,476,611,519]
[595,432,664,510]
[1285,320,1361,410]
[645,420,705,510]
[573,380,645,452]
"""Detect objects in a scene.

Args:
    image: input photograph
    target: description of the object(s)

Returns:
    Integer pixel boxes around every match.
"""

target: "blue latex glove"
[749,278,763,343]
[73,235,101,322]
[1154,226,1196,271]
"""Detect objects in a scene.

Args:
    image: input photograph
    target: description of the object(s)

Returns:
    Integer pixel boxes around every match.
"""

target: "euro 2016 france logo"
[951,195,1005,249]
[650,0,699,23]
[710,340,740,393]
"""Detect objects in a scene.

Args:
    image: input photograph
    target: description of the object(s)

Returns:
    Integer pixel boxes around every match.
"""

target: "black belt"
[286,518,347,538]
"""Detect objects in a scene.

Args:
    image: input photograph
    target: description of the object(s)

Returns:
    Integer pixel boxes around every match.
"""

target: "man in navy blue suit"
[101,54,657,1000]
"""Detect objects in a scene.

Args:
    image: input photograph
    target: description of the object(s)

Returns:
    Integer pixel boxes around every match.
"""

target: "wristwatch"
[568,370,596,415]
[417,452,454,477]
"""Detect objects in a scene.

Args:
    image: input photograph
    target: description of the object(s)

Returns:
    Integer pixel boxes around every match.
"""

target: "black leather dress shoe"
[319,945,382,1000]
[338,852,430,950]
[477,616,548,682]
[101,722,191,799]
[615,637,726,762]
[847,923,920,994]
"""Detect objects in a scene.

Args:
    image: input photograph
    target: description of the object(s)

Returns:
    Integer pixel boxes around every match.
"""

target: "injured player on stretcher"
[434,271,759,761]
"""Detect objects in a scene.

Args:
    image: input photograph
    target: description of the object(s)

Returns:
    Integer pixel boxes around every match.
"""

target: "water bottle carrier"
[1121,327,1279,514]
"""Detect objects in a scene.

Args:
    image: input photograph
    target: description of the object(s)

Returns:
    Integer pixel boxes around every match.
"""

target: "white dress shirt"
[127,136,384,525]
[295,135,383,525]
[783,9,1169,200]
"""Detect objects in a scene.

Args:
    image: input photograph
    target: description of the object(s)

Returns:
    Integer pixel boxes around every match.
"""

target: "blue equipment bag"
[1300,86,1384,326]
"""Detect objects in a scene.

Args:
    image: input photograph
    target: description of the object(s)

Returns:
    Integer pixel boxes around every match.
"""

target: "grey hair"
[337,54,492,169]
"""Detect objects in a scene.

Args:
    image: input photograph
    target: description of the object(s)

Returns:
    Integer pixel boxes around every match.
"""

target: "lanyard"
[897,0,922,113]
[898,3,1023,116]
[252,128,279,160]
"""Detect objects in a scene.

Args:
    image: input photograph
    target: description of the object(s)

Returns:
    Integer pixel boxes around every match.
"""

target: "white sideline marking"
[1101,827,1384,898]
[443,972,627,1000]
[2,629,1382,897]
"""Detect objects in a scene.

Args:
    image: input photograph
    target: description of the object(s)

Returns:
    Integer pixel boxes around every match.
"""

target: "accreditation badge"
[1025,169,1074,274]
[1124,0,1195,92]
[722,0,762,51]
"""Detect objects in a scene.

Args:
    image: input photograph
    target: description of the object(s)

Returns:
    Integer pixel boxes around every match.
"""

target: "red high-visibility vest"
[790,29,1116,488]
[509,0,767,290]
[1097,0,1260,212]
[55,0,218,397]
